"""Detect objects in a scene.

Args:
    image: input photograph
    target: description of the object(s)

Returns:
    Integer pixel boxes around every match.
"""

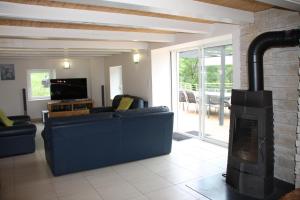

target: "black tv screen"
[50,78,88,100]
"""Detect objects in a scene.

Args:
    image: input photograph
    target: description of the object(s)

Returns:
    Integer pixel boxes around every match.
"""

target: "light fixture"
[63,61,71,69]
[133,53,140,64]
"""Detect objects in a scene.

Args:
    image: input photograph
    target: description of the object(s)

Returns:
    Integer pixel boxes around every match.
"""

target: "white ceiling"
[0,0,298,57]
[55,0,254,24]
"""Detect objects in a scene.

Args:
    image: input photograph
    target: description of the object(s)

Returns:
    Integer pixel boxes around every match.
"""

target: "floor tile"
[0,123,229,200]
[86,172,127,188]
[51,173,83,184]
[155,165,199,184]
[15,181,57,200]
[126,195,149,200]
[82,166,115,177]
[53,179,95,197]
[176,182,209,199]
[129,174,172,193]
[144,185,197,200]
[138,157,182,173]
[58,189,103,200]
[95,181,143,200]
[112,162,157,182]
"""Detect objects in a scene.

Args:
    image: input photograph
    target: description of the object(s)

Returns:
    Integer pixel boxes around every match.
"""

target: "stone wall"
[296,57,300,187]
[239,8,300,185]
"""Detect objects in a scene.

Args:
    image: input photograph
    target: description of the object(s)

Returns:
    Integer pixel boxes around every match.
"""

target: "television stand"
[47,99,93,118]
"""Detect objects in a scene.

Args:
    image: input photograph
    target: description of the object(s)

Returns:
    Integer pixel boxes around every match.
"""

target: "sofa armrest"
[0,123,36,137]
[8,115,31,122]
[90,107,114,113]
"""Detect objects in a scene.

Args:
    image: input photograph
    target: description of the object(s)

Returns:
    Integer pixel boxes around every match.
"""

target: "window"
[27,69,55,101]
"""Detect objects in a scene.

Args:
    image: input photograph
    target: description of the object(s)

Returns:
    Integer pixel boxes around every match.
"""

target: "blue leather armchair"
[0,115,36,157]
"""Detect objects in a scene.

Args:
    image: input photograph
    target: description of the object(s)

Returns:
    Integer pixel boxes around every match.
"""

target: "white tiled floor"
[0,123,228,200]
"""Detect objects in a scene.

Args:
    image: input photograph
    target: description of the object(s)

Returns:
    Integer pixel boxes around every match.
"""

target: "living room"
[0,1,300,200]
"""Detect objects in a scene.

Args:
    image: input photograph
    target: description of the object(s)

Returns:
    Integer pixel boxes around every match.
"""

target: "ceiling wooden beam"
[0,54,114,57]
[1,0,216,24]
[0,25,176,42]
[194,0,273,12]
[0,48,130,53]
[0,51,118,55]
[57,0,254,24]
[0,38,149,49]
[0,19,176,34]
[0,1,213,34]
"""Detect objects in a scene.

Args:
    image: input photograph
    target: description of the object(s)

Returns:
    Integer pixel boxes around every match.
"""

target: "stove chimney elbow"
[248,29,300,91]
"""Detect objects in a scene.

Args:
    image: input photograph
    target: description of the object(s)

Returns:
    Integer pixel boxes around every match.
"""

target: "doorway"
[176,49,200,137]
[109,66,123,100]
[201,45,232,144]
[173,44,233,145]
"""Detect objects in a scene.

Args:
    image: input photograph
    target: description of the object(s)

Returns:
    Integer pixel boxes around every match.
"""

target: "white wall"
[104,50,152,106]
[151,49,172,108]
[0,57,105,119]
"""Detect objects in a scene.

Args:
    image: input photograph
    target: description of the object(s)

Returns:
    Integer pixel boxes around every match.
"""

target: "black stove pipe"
[248,29,300,91]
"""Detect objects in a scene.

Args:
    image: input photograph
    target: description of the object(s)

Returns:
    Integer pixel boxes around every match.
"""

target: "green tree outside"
[179,57,233,91]
[31,72,50,97]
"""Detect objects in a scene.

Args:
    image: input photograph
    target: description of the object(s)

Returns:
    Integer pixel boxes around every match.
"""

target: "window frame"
[27,69,55,101]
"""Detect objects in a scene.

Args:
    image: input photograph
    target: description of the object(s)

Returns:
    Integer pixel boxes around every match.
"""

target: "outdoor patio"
[176,104,230,143]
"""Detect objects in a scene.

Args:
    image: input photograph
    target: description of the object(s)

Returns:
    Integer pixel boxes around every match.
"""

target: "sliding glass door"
[173,44,233,145]
[175,49,200,137]
[201,45,232,144]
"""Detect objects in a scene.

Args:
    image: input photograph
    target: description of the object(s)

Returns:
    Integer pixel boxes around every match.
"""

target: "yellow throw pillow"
[116,97,134,111]
[0,109,14,127]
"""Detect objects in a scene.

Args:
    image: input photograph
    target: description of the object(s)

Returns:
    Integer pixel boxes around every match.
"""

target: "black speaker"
[22,88,27,115]
[101,85,105,107]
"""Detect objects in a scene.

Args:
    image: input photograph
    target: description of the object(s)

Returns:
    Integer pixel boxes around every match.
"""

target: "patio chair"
[207,95,220,117]
[179,90,187,110]
[207,95,231,117]
[185,91,198,112]
[224,97,231,109]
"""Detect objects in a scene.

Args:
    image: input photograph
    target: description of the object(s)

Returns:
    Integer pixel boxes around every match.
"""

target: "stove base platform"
[186,174,294,200]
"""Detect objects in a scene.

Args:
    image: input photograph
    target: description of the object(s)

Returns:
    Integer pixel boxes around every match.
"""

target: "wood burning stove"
[227,90,274,199]
[226,29,300,199]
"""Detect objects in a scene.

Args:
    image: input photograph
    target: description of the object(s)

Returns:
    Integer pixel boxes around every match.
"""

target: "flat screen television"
[50,78,88,100]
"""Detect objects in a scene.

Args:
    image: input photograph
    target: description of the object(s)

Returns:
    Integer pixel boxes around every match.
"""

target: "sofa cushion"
[0,109,14,127]
[115,106,169,118]
[112,95,145,110]
[116,97,134,111]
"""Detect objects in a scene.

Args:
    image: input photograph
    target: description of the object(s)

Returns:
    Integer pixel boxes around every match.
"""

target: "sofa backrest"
[114,106,169,117]
[46,112,113,126]
[112,95,147,110]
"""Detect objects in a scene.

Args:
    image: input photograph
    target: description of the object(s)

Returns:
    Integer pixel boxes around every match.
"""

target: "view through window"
[27,69,55,101]
[175,44,233,145]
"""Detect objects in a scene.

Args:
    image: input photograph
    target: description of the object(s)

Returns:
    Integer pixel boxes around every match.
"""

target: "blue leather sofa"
[0,115,36,157]
[90,94,148,113]
[42,106,173,176]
